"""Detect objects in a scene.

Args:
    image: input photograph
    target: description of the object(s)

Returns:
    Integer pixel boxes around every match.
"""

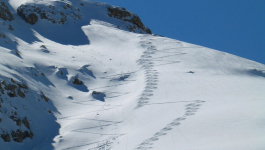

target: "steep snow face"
[0,0,265,150]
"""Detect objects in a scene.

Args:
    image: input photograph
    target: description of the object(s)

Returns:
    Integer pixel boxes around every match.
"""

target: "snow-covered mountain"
[0,0,264,149]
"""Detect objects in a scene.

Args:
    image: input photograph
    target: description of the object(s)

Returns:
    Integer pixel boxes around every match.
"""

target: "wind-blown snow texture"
[0,0,265,149]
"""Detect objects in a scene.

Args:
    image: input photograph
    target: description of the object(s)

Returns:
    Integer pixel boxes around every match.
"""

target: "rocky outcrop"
[25,13,38,25]
[5,84,17,97]
[11,129,33,143]
[22,117,30,129]
[0,33,5,38]
[0,78,28,98]
[107,7,151,34]
[92,91,106,102]
[0,76,58,143]
[73,77,83,85]
[0,0,14,21]
[15,1,151,35]
[18,88,25,98]
[1,110,33,143]
[40,91,49,102]
[0,132,11,142]
[10,114,21,126]
[17,2,81,25]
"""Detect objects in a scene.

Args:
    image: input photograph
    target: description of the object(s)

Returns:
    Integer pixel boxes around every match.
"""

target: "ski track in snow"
[1,1,265,149]
[135,36,206,149]
[137,37,185,108]
[136,100,205,150]
[137,39,159,108]
[59,36,207,149]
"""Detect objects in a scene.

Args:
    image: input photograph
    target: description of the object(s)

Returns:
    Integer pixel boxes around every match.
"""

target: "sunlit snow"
[0,0,264,150]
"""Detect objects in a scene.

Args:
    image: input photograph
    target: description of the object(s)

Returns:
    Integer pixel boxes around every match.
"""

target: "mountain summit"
[0,0,264,149]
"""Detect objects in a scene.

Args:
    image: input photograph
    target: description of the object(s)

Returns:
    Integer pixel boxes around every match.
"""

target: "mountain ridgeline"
[0,0,152,145]
[15,0,151,33]
[0,0,264,150]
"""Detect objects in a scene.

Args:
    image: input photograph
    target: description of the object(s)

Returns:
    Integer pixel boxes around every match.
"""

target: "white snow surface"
[0,0,265,149]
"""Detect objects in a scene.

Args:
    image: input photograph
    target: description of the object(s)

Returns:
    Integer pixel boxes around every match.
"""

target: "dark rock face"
[1,132,11,142]
[25,13,38,25]
[107,7,131,19]
[7,91,16,97]
[8,24,14,31]
[107,7,151,34]
[5,84,18,97]
[18,88,25,98]
[4,84,17,93]
[0,78,34,143]
[17,2,81,25]
[41,91,49,102]
[22,117,30,129]
[10,115,21,126]
[0,82,4,94]
[1,80,28,98]
[0,1,14,21]
[0,33,5,38]
[73,78,83,85]
[11,129,33,143]
[0,76,58,144]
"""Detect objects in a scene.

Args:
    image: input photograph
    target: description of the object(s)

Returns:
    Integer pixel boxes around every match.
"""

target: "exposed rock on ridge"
[15,1,151,34]
[17,2,81,25]
[107,7,152,34]
[0,0,14,21]
[0,76,57,143]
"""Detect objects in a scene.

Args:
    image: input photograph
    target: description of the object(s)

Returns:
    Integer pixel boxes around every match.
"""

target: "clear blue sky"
[94,0,265,65]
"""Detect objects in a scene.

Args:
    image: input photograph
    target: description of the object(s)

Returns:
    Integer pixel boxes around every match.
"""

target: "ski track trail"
[137,37,159,108]
[135,36,206,149]
[135,100,205,150]
[56,36,207,150]
[0,1,264,150]
[86,36,188,149]
[137,36,185,108]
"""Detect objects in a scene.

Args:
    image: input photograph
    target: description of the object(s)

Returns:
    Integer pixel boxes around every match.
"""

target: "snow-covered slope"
[0,0,265,149]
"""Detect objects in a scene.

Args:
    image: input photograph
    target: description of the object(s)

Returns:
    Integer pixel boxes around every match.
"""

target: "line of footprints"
[137,40,159,108]
[136,100,205,150]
